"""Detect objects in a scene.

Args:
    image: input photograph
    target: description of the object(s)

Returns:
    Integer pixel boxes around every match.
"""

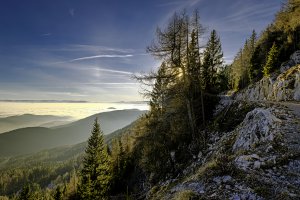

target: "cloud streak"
[83,67,133,75]
[69,54,133,62]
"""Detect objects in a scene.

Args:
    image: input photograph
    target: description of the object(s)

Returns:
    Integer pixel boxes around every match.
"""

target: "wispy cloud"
[157,1,183,7]
[82,82,137,85]
[45,91,88,97]
[51,44,135,54]
[157,0,202,8]
[81,67,133,75]
[69,54,133,62]
[222,2,279,23]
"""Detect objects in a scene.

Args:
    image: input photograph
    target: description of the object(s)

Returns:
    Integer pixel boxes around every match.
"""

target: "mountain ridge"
[0,109,146,156]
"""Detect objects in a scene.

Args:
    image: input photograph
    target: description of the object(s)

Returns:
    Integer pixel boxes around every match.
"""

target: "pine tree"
[202,29,224,92]
[78,118,111,200]
[110,138,128,193]
[263,42,279,77]
[18,183,42,200]
[248,30,258,82]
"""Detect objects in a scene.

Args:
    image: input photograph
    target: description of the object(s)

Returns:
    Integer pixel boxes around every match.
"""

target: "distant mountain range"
[0,109,146,157]
[0,100,88,103]
[0,114,72,133]
[0,121,135,169]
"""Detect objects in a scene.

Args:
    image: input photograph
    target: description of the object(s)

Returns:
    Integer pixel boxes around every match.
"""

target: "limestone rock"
[280,50,300,73]
[235,65,300,102]
[233,108,281,152]
[234,154,260,170]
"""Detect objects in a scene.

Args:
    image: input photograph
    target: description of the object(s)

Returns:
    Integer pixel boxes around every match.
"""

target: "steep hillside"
[145,49,300,199]
[0,109,146,156]
[148,100,300,199]
[235,52,300,101]
[0,114,72,133]
[0,121,135,196]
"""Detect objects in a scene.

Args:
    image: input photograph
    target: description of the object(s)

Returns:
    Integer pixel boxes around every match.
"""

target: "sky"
[0,0,282,102]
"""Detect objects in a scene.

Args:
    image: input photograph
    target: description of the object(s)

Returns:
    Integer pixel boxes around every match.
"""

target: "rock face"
[148,53,300,199]
[149,101,300,199]
[280,50,300,73]
[232,108,281,152]
[235,65,300,101]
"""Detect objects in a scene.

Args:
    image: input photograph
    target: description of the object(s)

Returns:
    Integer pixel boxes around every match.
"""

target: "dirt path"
[280,102,300,118]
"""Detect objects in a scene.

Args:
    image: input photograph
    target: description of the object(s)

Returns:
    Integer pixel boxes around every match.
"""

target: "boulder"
[233,108,281,152]
[273,65,300,101]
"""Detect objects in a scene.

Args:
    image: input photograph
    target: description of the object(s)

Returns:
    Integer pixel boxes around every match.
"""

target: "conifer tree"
[78,118,111,200]
[202,29,224,92]
[248,30,259,82]
[263,43,279,77]
[18,183,42,200]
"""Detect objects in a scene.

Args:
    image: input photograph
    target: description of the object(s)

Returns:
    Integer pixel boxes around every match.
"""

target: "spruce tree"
[248,30,258,82]
[202,29,224,92]
[263,42,279,77]
[78,118,111,200]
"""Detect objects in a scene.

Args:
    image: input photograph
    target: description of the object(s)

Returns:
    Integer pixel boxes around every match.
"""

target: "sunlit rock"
[233,108,281,152]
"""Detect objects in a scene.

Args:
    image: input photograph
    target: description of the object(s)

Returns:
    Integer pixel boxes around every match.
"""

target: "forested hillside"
[0,0,299,199]
[0,109,145,156]
[229,0,300,90]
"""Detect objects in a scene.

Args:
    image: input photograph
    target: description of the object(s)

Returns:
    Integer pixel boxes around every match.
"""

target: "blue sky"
[0,0,281,102]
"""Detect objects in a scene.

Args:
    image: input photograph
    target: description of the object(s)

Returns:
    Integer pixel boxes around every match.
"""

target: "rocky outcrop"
[234,51,300,102]
[235,65,300,101]
[232,108,281,152]
[280,50,300,73]
[148,53,300,199]
[149,102,300,199]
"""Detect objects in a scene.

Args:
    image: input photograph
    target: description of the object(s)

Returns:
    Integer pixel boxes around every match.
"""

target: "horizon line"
[0,99,149,104]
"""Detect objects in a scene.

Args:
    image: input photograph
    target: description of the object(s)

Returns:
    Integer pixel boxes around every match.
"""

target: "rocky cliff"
[147,52,300,200]
[148,101,300,200]
[235,51,300,102]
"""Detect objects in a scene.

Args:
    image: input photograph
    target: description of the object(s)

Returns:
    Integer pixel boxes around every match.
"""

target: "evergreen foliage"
[77,118,111,200]
[229,0,300,90]
[1,1,299,199]
[229,30,257,90]
[17,183,42,200]
[134,10,221,184]
[263,43,279,76]
[202,29,224,92]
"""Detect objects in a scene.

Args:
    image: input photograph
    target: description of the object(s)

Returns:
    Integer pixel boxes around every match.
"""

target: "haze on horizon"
[0,0,281,102]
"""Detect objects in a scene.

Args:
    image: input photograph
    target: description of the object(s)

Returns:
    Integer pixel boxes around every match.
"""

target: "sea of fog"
[0,102,149,120]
